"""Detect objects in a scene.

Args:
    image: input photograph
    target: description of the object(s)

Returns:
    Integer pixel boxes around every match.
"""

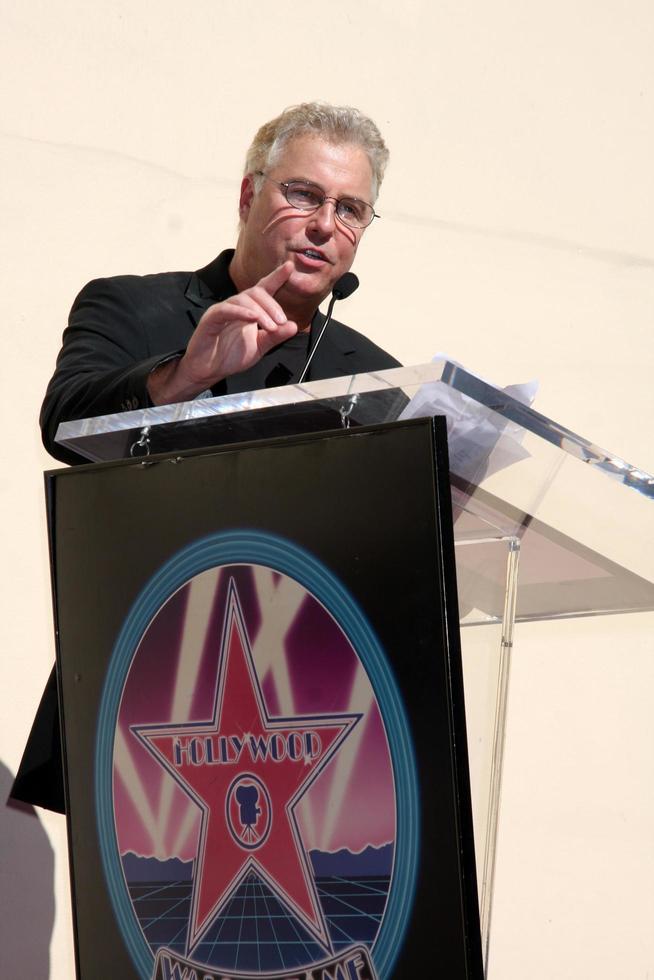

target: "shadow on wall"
[0,761,55,979]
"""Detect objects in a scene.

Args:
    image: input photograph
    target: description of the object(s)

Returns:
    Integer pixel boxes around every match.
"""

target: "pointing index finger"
[259,260,295,297]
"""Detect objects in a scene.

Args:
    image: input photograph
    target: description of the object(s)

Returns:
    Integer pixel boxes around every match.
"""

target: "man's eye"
[340,200,364,220]
[287,184,323,208]
[296,189,320,203]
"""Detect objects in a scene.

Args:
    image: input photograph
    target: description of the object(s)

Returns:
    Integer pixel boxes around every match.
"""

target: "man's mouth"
[294,247,331,264]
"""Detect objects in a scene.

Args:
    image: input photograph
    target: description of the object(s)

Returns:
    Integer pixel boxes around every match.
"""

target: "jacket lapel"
[184,250,236,327]
[306,313,358,380]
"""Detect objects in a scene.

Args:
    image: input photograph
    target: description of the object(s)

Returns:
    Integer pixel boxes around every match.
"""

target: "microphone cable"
[297,272,359,384]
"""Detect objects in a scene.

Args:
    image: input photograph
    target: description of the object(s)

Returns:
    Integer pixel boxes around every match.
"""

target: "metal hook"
[130,426,151,457]
[339,395,359,429]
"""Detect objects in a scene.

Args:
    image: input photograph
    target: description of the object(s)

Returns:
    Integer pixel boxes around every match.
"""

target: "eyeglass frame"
[254,171,380,229]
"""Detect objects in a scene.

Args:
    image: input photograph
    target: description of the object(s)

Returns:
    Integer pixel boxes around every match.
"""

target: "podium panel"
[50,419,482,979]
[52,360,654,976]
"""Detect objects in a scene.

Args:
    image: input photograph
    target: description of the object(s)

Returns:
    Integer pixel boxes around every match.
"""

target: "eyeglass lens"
[284,181,373,228]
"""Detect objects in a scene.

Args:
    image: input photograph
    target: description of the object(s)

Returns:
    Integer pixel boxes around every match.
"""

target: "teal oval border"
[95,530,419,978]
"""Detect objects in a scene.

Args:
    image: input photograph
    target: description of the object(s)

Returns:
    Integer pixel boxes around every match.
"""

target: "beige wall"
[1,1,652,977]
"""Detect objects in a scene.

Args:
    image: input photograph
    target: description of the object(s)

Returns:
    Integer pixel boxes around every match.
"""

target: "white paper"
[398,355,538,485]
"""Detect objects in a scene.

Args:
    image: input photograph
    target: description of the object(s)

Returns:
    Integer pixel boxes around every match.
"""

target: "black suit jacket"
[14,251,400,812]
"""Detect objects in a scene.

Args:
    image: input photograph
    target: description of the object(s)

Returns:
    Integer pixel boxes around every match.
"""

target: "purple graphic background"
[113,564,396,863]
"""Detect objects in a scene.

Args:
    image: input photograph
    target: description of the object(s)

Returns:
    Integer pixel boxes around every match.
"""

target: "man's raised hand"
[147,261,298,405]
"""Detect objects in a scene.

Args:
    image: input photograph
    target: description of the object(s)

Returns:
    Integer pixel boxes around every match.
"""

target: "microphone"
[332,271,359,301]
[297,273,360,384]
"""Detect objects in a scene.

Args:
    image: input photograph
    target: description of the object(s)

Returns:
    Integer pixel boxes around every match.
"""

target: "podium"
[52,361,654,978]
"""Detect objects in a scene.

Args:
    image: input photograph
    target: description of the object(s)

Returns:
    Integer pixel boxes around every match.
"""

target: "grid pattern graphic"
[128,871,390,971]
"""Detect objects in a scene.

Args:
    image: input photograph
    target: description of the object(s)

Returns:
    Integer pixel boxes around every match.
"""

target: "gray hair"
[245,102,389,202]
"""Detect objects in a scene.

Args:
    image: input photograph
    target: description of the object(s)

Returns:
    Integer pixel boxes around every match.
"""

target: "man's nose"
[308,199,337,235]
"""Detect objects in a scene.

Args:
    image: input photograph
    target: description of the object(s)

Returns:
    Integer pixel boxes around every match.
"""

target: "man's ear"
[239,175,255,221]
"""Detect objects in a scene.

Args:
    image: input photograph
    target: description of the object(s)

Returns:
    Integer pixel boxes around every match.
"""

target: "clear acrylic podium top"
[55,360,654,626]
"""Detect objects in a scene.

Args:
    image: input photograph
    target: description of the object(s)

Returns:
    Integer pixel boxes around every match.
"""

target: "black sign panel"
[50,418,481,979]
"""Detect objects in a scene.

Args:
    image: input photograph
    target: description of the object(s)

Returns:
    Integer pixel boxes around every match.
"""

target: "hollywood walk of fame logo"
[99,540,416,980]
[131,579,361,954]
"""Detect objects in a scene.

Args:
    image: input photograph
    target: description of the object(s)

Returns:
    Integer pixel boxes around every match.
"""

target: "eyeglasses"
[255,172,379,229]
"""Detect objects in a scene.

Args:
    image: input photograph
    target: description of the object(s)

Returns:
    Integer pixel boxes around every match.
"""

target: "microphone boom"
[297,274,360,384]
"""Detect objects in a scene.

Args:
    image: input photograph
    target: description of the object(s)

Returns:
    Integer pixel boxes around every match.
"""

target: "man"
[41,102,400,465]
[14,103,400,810]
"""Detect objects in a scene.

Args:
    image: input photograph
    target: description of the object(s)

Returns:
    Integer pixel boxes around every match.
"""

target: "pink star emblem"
[133,579,360,953]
